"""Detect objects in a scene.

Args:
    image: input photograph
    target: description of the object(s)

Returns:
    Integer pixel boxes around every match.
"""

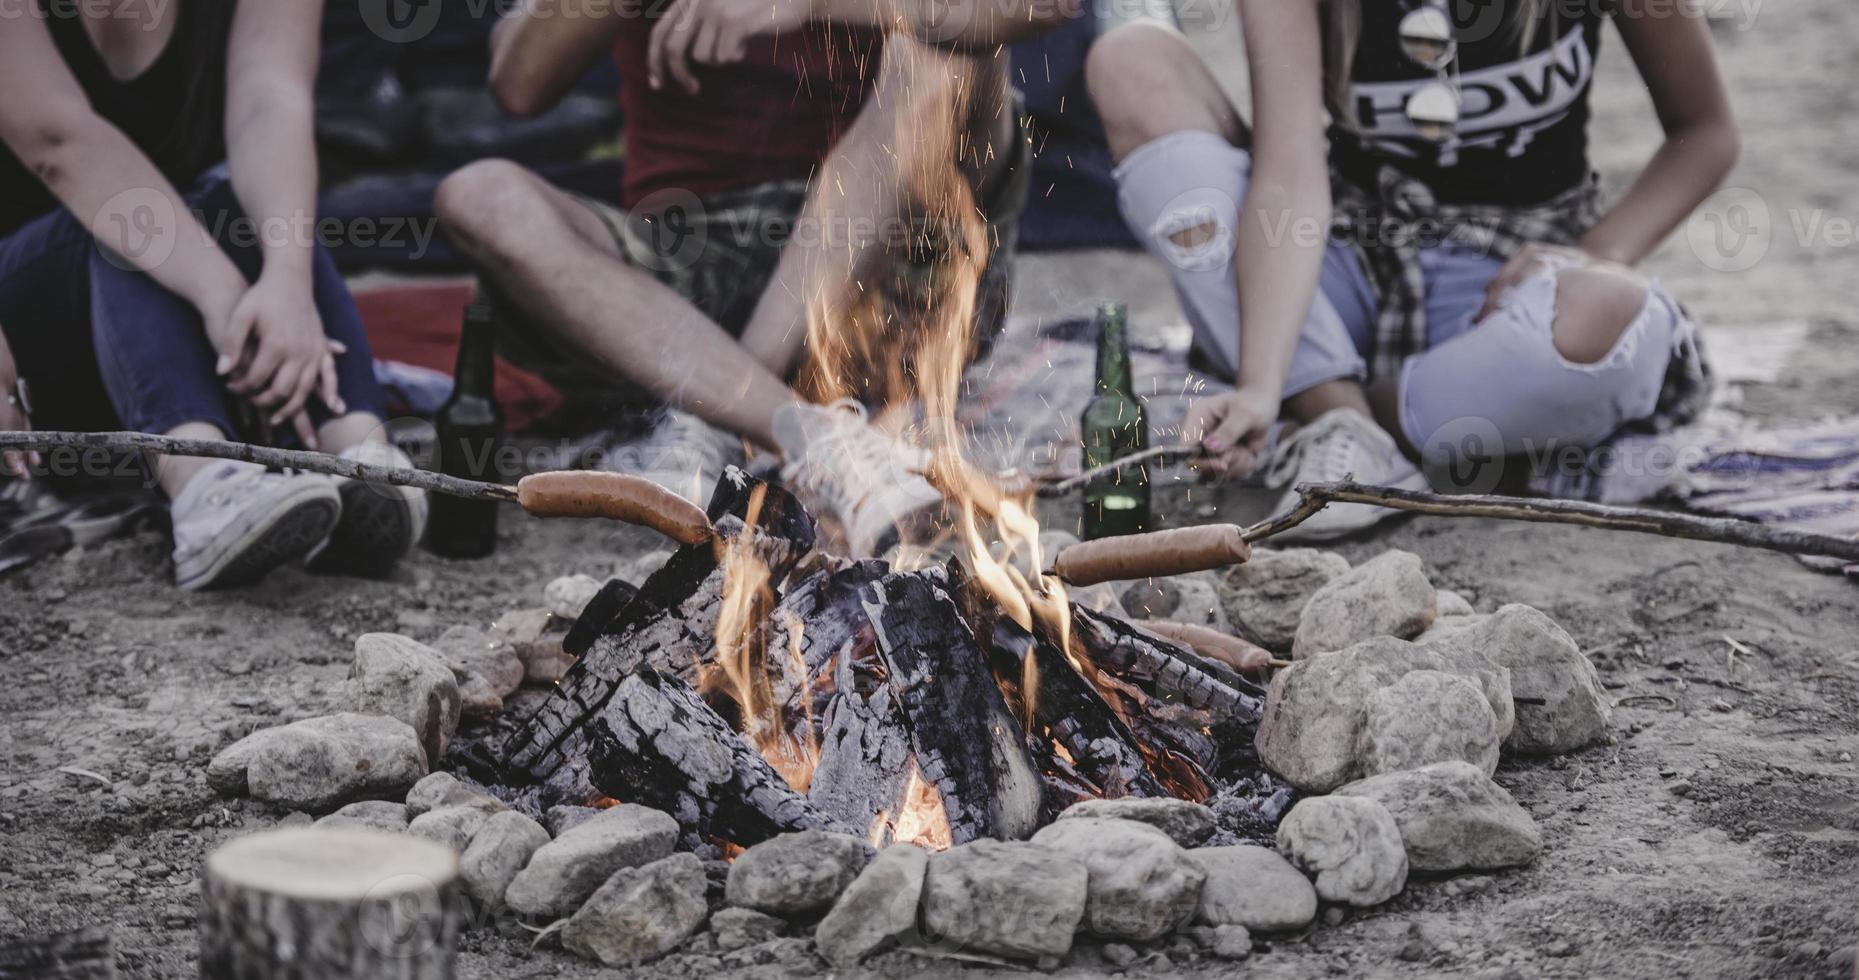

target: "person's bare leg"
[1086,21,1246,162]
[318,412,388,455]
[157,421,228,497]
[1285,379,1375,426]
[738,36,1021,380]
[435,160,801,451]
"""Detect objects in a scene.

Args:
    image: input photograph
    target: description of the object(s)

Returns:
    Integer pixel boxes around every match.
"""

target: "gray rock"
[725,830,868,916]
[206,713,426,812]
[407,804,490,852]
[1203,924,1253,960]
[1255,636,1514,792]
[1436,589,1475,618]
[314,800,409,834]
[404,771,504,818]
[1221,548,1352,650]
[428,625,525,719]
[1334,762,1542,872]
[1057,797,1217,847]
[1446,604,1609,754]
[460,810,551,908]
[1187,845,1317,932]
[349,633,461,766]
[815,844,929,967]
[545,574,603,620]
[1030,818,1203,941]
[504,804,679,919]
[1358,670,1500,778]
[1276,796,1408,907]
[545,805,601,836]
[709,907,784,951]
[1292,551,1438,658]
[562,852,708,966]
[921,840,1087,961]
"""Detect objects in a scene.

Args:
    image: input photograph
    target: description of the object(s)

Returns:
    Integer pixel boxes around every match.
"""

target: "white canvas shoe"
[308,442,429,577]
[171,461,341,591]
[779,400,945,557]
[1265,409,1428,542]
[600,408,744,506]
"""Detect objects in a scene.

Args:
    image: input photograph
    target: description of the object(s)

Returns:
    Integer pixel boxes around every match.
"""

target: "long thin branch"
[1249,479,1859,564]
[0,431,518,502]
[1035,444,1197,498]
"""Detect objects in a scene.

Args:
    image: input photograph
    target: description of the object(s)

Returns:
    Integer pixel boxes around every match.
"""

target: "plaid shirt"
[1331,164,1713,435]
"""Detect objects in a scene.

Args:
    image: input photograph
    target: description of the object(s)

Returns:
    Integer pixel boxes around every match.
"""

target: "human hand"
[0,331,39,479]
[210,274,345,448]
[648,0,811,94]
[1187,386,1280,480]
[1476,243,1611,322]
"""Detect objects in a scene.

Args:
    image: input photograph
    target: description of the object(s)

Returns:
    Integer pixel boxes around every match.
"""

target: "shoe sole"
[308,481,417,578]
[176,489,341,592]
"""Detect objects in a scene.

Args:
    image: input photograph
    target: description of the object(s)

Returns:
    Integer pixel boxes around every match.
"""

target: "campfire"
[458,467,1290,856]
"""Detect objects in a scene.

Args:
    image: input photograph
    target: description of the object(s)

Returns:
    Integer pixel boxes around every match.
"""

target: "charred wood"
[861,569,1043,843]
[584,665,852,849]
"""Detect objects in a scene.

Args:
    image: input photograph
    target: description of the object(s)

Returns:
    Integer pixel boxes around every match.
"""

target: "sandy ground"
[4,3,1859,978]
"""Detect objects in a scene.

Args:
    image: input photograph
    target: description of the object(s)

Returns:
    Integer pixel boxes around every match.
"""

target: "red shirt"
[614,18,882,209]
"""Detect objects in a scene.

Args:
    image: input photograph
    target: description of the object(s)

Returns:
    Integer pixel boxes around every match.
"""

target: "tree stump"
[199,827,461,980]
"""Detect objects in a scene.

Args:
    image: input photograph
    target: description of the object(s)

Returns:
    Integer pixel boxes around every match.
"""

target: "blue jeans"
[1114,132,1694,464]
[0,172,383,446]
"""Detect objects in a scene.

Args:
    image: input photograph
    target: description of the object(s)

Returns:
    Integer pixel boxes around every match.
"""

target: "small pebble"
[1101,943,1138,967]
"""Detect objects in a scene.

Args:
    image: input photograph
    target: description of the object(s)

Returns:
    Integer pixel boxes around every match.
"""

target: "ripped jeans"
[1114,130,1695,466]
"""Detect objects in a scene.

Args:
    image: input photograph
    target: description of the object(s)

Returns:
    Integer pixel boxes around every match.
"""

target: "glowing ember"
[868,764,954,852]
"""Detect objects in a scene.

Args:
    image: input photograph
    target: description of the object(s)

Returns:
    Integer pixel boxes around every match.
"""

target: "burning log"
[980,615,1168,800]
[862,569,1045,843]
[1071,606,1267,721]
[584,665,853,849]
[199,827,461,980]
[501,471,814,784]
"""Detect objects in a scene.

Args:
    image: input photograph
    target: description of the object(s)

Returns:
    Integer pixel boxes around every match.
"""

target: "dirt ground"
[4,3,1858,978]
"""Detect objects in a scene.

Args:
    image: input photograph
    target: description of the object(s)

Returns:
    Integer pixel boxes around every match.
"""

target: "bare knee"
[434,159,543,258]
[1551,265,1650,364]
[1085,23,1240,159]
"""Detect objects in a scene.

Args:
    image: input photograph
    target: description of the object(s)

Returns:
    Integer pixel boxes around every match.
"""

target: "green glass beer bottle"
[428,297,505,558]
[1080,303,1151,540]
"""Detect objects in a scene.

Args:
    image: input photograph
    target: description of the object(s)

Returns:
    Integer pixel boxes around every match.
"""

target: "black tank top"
[0,0,231,238]
[1327,0,1608,207]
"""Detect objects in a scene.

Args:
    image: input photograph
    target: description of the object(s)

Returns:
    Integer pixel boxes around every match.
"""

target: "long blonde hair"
[1323,0,1548,122]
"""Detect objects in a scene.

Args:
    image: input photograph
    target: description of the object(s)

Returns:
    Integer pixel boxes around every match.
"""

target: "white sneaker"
[171,462,342,591]
[600,408,744,506]
[1264,409,1428,542]
[779,400,945,557]
[308,442,429,577]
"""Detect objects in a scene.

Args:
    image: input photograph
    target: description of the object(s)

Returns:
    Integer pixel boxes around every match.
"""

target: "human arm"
[1579,0,1737,265]
[0,16,250,347]
[647,0,1079,94]
[222,0,344,440]
[488,0,630,118]
[1190,0,1331,477]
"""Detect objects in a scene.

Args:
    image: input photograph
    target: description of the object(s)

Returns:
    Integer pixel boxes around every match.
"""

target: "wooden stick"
[1246,479,1859,563]
[1035,444,1197,498]
[0,430,516,502]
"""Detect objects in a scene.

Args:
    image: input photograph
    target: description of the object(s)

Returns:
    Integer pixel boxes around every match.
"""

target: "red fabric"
[353,281,564,432]
[613,21,882,209]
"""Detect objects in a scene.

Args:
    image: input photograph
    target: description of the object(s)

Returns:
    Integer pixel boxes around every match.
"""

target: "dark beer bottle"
[1080,302,1151,540]
[428,297,505,558]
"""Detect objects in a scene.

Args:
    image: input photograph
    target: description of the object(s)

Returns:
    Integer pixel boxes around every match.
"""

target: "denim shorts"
[1115,133,1695,464]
